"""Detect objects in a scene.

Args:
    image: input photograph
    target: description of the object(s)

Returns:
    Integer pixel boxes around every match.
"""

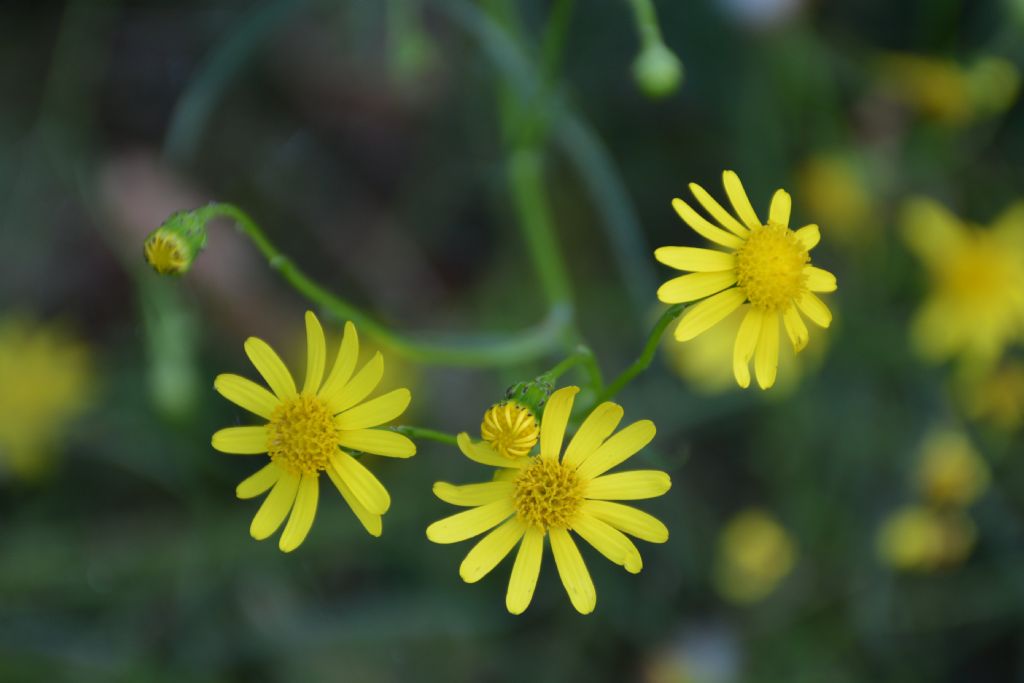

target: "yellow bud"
[480,402,539,460]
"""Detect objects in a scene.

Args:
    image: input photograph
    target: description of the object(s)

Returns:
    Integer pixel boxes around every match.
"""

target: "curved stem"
[539,344,602,389]
[596,303,685,403]
[626,0,666,49]
[394,425,458,445]
[194,203,570,366]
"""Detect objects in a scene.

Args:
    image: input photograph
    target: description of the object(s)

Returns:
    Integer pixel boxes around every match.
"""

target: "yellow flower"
[0,317,92,480]
[712,509,797,604]
[964,361,1024,431]
[901,198,1024,368]
[427,386,670,614]
[655,170,837,390]
[876,505,976,572]
[480,401,539,460]
[916,429,989,508]
[796,153,876,247]
[212,311,416,552]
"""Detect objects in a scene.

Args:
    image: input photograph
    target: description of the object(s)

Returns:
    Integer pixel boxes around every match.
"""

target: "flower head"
[212,311,416,551]
[144,211,208,275]
[0,317,92,480]
[427,386,670,614]
[915,429,989,508]
[876,505,976,572]
[480,401,539,460]
[901,198,1024,369]
[964,361,1024,431]
[713,509,797,604]
[655,170,836,389]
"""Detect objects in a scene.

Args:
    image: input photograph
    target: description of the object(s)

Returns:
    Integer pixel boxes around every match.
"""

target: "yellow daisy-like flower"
[427,386,670,615]
[480,401,539,460]
[212,311,416,552]
[901,198,1024,369]
[0,317,92,480]
[876,505,976,573]
[712,508,797,605]
[915,429,989,508]
[655,170,837,389]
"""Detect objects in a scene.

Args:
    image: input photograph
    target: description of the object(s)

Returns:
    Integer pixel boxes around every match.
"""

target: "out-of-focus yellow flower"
[713,509,797,604]
[965,361,1024,431]
[876,505,976,572]
[655,171,836,390]
[796,153,876,247]
[480,402,539,460]
[901,198,1024,369]
[0,317,92,480]
[916,429,990,508]
[662,306,821,395]
[212,311,416,551]
[877,53,1020,126]
[143,212,208,275]
[427,387,670,615]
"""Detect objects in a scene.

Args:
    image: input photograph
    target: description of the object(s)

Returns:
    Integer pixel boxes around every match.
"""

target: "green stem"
[394,426,458,445]
[540,0,576,87]
[596,303,685,403]
[193,203,570,366]
[538,344,602,388]
[627,0,665,49]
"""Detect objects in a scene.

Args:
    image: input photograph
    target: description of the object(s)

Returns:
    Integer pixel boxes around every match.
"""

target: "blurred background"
[3,0,1024,680]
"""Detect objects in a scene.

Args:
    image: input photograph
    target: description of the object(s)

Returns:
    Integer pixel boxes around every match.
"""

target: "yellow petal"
[302,311,327,395]
[540,386,579,461]
[319,321,359,402]
[656,271,738,304]
[674,288,747,341]
[732,306,762,389]
[572,513,643,573]
[214,373,279,419]
[459,517,528,583]
[433,480,515,507]
[327,352,384,414]
[456,432,528,468]
[506,526,544,615]
[723,170,762,231]
[672,197,745,249]
[768,189,791,226]
[804,266,837,292]
[575,419,656,480]
[337,429,416,458]
[325,464,382,537]
[236,462,282,499]
[244,337,297,400]
[899,197,964,265]
[279,473,319,552]
[425,499,515,544]
[211,426,268,454]
[797,291,832,328]
[794,224,820,250]
[334,388,411,430]
[549,528,596,614]
[689,182,750,237]
[754,312,780,390]
[782,305,809,353]
[250,473,299,540]
[654,246,736,272]
[329,451,390,514]
[581,500,669,543]
[563,402,624,469]
[586,470,671,500]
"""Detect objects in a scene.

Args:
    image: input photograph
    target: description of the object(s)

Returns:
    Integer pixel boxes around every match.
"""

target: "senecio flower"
[480,401,539,460]
[655,171,837,389]
[212,311,415,551]
[901,198,1024,368]
[427,387,670,614]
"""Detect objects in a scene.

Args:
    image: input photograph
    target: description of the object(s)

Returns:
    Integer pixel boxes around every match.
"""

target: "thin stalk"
[596,304,685,403]
[194,203,570,366]
[394,426,459,445]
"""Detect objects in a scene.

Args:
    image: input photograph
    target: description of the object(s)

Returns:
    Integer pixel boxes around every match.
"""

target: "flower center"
[266,394,337,475]
[513,458,584,529]
[735,224,809,312]
[941,236,1017,306]
[143,233,189,275]
[481,402,539,459]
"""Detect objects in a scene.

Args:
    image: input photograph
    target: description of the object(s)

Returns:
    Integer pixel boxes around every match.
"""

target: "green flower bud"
[632,43,684,99]
[143,211,208,275]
